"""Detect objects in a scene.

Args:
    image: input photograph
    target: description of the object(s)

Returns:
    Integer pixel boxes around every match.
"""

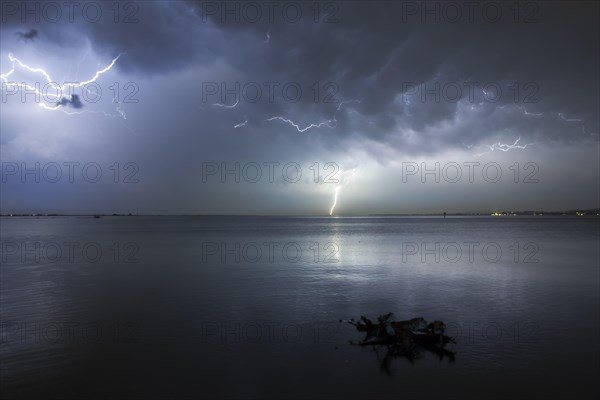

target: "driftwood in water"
[341,313,456,367]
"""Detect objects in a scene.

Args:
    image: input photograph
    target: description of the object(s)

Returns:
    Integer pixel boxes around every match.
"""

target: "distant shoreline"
[1,209,599,218]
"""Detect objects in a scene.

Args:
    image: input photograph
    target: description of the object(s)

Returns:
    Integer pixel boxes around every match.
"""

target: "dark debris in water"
[341,313,456,371]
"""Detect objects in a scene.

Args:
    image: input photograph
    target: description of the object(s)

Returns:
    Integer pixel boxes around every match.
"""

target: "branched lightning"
[265,98,361,133]
[264,116,336,132]
[464,103,597,156]
[2,52,123,92]
[1,52,126,119]
[469,137,538,157]
[484,137,537,152]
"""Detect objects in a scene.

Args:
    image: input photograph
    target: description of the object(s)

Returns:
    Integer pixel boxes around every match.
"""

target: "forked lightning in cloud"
[1,52,126,118]
[264,116,336,133]
[484,137,537,152]
[464,103,597,156]
[265,98,361,133]
[469,137,538,157]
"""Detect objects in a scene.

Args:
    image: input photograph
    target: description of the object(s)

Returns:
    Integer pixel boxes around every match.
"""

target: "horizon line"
[2,209,599,218]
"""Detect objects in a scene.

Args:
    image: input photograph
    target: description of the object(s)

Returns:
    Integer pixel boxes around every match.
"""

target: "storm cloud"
[0,1,598,214]
[16,28,37,41]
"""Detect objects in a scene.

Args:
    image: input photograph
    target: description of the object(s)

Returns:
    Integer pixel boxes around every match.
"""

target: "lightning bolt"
[234,118,248,128]
[438,81,599,155]
[464,104,597,156]
[513,106,595,136]
[556,112,598,137]
[516,106,544,117]
[38,100,128,119]
[265,98,360,133]
[558,112,583,122]
[336,99,361,111]
[264,116,336,133]
[483,137,537,152]
[212,99,239,108]
[328,168,356,216]
[1,52,126,118]
[469,137,538,157]
[329,186,340,215]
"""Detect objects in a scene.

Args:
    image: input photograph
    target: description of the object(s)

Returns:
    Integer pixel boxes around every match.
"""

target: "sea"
[1,216,598,399]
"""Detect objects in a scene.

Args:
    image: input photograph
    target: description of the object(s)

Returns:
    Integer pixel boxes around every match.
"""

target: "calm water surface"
[1,216,598,399]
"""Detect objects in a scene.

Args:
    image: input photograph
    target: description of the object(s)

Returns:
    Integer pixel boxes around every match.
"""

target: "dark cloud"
[16,28,37,41]
[130,0,597,156]
[56,94,83,109]
[10,1,595,153]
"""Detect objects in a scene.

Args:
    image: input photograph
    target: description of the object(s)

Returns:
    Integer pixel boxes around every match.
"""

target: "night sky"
[1,1,598,215]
